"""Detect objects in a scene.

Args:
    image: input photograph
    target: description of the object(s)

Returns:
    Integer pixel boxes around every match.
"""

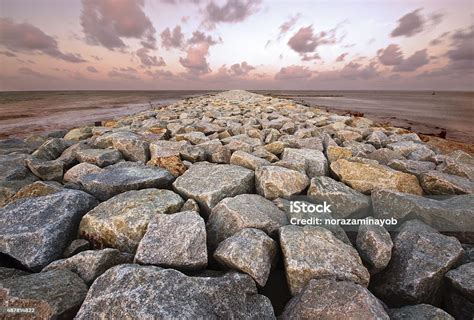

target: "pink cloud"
[136,47,166,67]
[161,25,185,49]
[81,0,156,50]
[275,65,313,80]
[287,25,340,59]
[0,18,86,63]
[377,44,404,66]
[179,43,212,74]
[202,0,262,29]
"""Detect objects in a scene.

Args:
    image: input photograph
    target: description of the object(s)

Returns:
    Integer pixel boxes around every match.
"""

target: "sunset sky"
[0,0,473,90]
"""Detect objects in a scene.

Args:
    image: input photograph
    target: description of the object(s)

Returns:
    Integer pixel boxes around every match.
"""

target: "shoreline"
[1,91,473,155]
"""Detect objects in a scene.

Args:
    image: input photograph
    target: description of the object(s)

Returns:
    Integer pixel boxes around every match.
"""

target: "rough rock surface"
[79,188,183,253]
[445,262,474,301]
[173,163,254,215]
[330,158,423,195]
[135,211,207,270]
[42,248,132,285]
[79,162,175,200]
[63,239,90,258]
[0,269,88,319]
[281,148,328,177]
[420,170,473,195]
[371,220,464,306]
[63,162,101,184]
[6,180,62,204]
[230,150,271,170]
[388,304,454,320]
[75,148,123,167]
[256,165,309,199]
[214,228,277,286]
[308,176,370,218]
[281,279,389,320]
[356,221,393,272]
[207,194,288,249]
[372,189,474,232]
[0,190,98,270]
[75,265,275,319]
[280,226,370,295]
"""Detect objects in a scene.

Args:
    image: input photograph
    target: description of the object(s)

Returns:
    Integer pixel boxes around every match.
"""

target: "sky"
[0,0,473,91]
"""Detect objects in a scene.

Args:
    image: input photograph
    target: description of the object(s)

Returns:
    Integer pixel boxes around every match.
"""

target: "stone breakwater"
[0,90,473,319]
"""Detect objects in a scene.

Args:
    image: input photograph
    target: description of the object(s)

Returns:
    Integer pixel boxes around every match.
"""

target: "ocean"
[0,90,472,143]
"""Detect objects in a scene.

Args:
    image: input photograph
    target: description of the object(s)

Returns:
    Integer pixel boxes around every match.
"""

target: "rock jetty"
[0,90,473,319]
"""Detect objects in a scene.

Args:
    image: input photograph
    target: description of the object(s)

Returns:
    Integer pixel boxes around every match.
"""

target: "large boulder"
[388,159,436,177]
[445,262,474,301]
[308,176,370,218]
[281,148,328,177]
[134,211,207,270]
[207,194,288,250]
[388,304,454,320]
[279,226,370,295]
[214,228,277,287]
[372,189,474,233]
[230,150,271,170]
[330,158,423,195]
[0,269,88,319]
[42,249,132,285]
[420,170,473,195]
[5,180,62,204]
[79,162,175,201]
[75,148,123,167]
[32,138,72,160]
[172,163,254,216]
[356,221,393,273]
[75,265,275,319]
[0,190,98,270]
[371,220,464,306]
[79,188,184,253]
[63,162,101,184]
[256,166,309,199]
[281,279,389,320]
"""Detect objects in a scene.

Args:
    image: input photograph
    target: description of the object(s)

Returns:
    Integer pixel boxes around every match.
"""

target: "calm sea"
[0,90,472,143]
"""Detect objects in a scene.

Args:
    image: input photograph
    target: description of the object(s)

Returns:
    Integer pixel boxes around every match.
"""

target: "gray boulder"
[0,269,88,319]
[388,159,436,177]
[63,239,90,258]
[230,150,271,170]
[42,248,132,285]
[279,226,370,295]
[32,138,72,160]
[135,211,207,270]
[79,188,184,253]
[207,194,288,250]
[256,166,309,199]
[214,228,277,286]
[389,304,454,320]
[281,148,328,177]
[75,148,123,167]
[75,265,275,319]
[0,190,98,270]
[79,162,175,201]
[371,220,464,306]
[63,162,101,184]
[445,262,474,301]
[173,163,254,216]
[372,189,474,233]
[308,176,370,218]
[281,279,389,320]
[356,221,393,272]
[420,170,473,195]
[26,157,64,181]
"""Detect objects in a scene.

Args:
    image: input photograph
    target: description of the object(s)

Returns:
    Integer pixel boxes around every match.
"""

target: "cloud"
[87,66,99,73]
[446,25,474,70]
[108,68,140,80]
[229,61,255,76]
[161,25,185,49]
[336,53,348,62]
[202,0,261,29]
[377,44,404,66]
[430,31,450,46]
[338,61,379,80]
[278,13,301,39]
[301,53,321,61]
[18,67,56,79]
[391,9,424,37]
[81,0,156,50]
[179,43,212,74]
[275,65,313,80]
[287,25,340,58]
[145,69,174,80]
[393,49,429,72]
[188,30,220,46]
[0,18,86,63]
[136,47,166,67]
[0,51,16,57]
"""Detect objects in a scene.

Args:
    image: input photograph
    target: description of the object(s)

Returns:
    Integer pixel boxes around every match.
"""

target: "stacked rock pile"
[0,90,472,319]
